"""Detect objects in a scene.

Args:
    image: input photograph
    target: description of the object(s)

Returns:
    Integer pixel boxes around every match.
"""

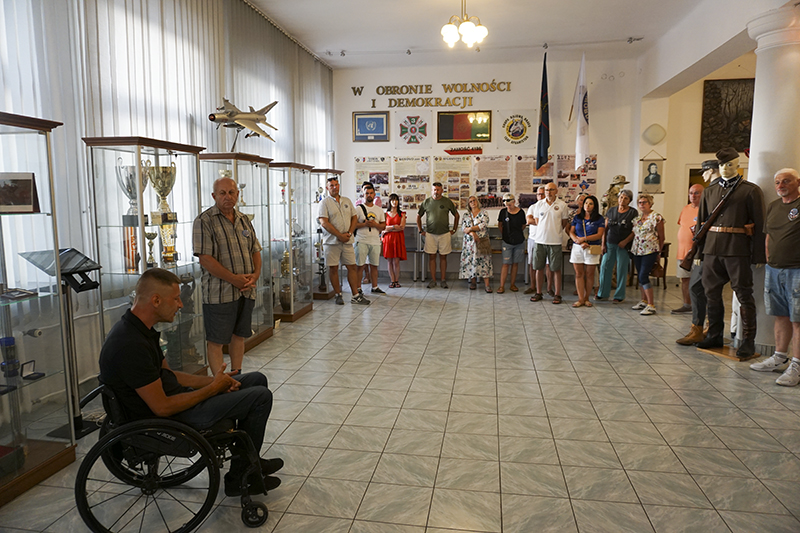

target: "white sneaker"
[640,304,657,316]
[776,361,800,387]
[631,301,647,310]
[750,354,789,372]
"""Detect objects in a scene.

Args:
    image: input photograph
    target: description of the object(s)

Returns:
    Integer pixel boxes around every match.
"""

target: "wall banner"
[395,111,432,150]
[495,109,536,150]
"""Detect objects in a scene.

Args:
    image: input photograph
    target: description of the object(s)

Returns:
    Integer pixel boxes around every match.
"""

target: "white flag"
[571,53,589,170]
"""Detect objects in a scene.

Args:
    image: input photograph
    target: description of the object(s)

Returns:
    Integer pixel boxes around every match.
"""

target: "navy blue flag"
[536,53,550,170]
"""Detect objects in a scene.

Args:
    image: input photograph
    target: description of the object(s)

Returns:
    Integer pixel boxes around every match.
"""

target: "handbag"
[582,220,602,255]
[476,234,493,256]
[651,259,665,277]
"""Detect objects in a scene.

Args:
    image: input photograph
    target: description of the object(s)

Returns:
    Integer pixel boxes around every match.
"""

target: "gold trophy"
[115,157,149,272]
[148,161,178,266]
[145,230,158,268]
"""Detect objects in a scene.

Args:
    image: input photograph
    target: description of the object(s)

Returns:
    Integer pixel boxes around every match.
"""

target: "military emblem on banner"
[400,116,428,144]
[395,111,432,149]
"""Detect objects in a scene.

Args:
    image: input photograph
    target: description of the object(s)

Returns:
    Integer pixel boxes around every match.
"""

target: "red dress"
[382,211,407,260]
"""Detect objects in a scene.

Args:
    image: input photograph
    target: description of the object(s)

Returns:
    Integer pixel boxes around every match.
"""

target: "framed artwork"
[437,111,492,143]
[0,172,40,213]
[700,78,755,153]
[353,111,390,142]
[640,159,663,194]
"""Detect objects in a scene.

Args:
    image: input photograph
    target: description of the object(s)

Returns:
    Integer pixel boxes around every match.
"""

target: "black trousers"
[690,260,707,327]
[702,254,756,340]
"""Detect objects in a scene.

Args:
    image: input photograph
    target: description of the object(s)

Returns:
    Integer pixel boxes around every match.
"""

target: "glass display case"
[309,168,342,300]
[0,112,75,506]
[199,153,273,349]
[83,136,206,374]
[268,163,314,321]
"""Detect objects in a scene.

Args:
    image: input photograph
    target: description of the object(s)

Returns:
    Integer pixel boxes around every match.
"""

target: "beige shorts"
[677,264,692,279]
[424,232,452,255]
[325,243,356,266]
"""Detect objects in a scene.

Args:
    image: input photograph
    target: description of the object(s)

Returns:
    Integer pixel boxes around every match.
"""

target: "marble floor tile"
[499,436,559,465]
[401,391,452,411]
[592,402,649,422]
[355,483,432,526]
[672,446,754,478]
[295,401,353,425]
[562,466,638,503]
[394,408,448,432]
[371,453,439,487]
[544,400,598,419]
[555,440,621,469]
[719,510,800,533]
[500,462,567,498]
[627,471,712,509]
[571,500,654,533]
[265,443,326,476]
[427,488,501,532]
[498,414,552,438]
[498,397,545,416]
[350,521,424,533]
[310,448,381,482]
[709,425,787,452]
[441,433,499,461]
[644,505,730,533]
[435,457,500,492]
[272,513,352,532]
[732,450,800,481]
[343,406,400,428]
[449,394,498,414]
[446,412,499,435]
[612,443,686,473]
[551,418,608,441]
[287,477,367,519]
[501,494,577,532]
[328,425,391,452]
[654,423,726,448]
[693,474,790,514]
[275,421,340,447]
[601,420,665,445]
[384,429,444,457]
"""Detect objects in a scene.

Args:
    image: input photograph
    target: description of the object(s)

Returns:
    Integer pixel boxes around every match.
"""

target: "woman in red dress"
[382,193,407,288]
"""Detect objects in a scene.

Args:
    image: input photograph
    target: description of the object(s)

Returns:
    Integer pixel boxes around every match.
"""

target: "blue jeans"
[171,372,272,473]
[633,253,659,290]
[597,243,630,300]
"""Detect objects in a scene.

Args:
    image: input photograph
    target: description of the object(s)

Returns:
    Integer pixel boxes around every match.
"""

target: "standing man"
[672,183,705,314]
[193,176,261,375]
[530,182,569,304]
[417,182,459,288]
[354,183,386,295]
[525,186,549,295]
[676,160,718,345]
[318,176,369,305]
[750,169,800,385]
[695,148,766,359]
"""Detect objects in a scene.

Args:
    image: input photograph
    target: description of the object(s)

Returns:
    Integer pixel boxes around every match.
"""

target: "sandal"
[553,295,563,304]
[510,285,519,292]
[530,293,543,302]
[572,301,584,308]
[469,280,477,290]
[585,301,593,307]
[485,286,493,293]
[497,287,505,294]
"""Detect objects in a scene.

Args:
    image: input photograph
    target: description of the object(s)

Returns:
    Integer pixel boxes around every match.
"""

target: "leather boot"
[676,324,704,346]
[696,335,724,349]
[736,339,756,360]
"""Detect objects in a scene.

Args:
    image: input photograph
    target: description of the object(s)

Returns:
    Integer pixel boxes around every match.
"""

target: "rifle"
[679,178,742,271]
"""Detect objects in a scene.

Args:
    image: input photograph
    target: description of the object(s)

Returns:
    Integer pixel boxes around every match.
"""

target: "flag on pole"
[570,53,589,170]
[536,53,550,171]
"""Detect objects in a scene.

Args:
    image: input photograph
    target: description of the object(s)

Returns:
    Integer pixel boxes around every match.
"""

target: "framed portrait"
[0,172,40,213]
[640,159,663,194]
[437,111,492,143]
[700,78,755,153]
[353,111,390,142]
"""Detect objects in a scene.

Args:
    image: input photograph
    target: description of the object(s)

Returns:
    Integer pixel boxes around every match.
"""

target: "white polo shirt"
[526,205,537,242]
[532,198,569,245]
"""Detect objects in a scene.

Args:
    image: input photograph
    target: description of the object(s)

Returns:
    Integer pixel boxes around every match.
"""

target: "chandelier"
[441,0,488,48]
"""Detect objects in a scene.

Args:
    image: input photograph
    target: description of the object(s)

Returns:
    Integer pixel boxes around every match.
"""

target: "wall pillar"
[745,5,800,350]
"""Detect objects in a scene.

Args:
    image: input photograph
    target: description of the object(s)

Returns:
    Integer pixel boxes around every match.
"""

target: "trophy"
[145,230,158,268]
[148,161,178,266]
[278,182,287,204]
[115,158,149,272]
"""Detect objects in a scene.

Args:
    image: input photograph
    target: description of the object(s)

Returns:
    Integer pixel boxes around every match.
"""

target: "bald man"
[99,268,282,496]
[672,183,705,314]
[193,177,262,374]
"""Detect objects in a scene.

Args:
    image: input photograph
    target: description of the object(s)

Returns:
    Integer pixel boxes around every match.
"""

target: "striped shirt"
[193,205,262,304]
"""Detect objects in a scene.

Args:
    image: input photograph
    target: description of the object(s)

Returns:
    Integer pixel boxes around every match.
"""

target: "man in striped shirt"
[193,177,261,374]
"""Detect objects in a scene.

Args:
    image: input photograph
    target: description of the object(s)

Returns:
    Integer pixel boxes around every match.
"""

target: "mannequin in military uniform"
[695,148,766,358]
[601,175,629,215]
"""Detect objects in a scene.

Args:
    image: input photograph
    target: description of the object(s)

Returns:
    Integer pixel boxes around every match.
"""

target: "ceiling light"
[442,0,488,48]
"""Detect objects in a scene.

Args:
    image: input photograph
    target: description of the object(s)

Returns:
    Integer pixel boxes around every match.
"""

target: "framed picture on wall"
[0,172,40,213]
[353,111,390,142]
[640,159,664,194]
[437,111,492,143]
[700,78,755,153]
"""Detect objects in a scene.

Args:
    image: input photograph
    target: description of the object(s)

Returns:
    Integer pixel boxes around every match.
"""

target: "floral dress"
[459,210,494,279]
[631,211,664,256]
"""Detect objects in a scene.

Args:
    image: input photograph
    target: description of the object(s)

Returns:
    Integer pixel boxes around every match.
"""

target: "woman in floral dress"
[459,196,494,292]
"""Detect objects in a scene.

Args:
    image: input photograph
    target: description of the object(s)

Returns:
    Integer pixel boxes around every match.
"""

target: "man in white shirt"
[354,183,387,295]
[525,186,549,294]
[530,182,569,304]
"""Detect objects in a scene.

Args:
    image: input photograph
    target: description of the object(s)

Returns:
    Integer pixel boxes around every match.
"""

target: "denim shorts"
[203,297,255,344]
[502,242,525,264]
[764,265,800,322]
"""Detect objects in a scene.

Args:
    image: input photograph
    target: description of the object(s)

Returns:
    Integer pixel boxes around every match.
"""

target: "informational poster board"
[354,156,392,201]
[393,156,431,210]
[472,155,512,208]
[433,155,471,209]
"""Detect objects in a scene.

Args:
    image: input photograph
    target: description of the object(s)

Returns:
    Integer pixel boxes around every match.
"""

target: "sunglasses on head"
[327,177,338,182]
[504,198,513,202]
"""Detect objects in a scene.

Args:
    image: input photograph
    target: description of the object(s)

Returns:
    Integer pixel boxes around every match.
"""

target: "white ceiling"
[250,0,703,69]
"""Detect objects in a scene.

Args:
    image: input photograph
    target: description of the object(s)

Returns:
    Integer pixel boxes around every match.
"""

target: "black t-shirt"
[99,310,189,421]
[605,206,638,246]
[499,208,526,245]
[766,196,800,269]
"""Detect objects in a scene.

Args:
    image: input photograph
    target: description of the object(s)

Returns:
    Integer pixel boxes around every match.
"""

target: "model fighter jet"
[209,98,278,148]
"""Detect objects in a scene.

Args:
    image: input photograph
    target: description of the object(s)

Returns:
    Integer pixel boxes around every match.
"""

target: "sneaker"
[631,301,647,310]
[371,287,385,294]
[640,304,657,316]
[334,294,344,305]
[671,304,692,315]
[427,280,437,289]
[351,294,371,305]
[776,361,800,387]
[750,354,789,372]
[441,280,449,289]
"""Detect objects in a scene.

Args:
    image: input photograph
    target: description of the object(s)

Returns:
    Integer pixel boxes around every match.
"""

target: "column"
[746,5,800,350]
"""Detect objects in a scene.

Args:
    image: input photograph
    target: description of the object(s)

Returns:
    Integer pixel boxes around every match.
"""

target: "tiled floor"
[3,278,800,532]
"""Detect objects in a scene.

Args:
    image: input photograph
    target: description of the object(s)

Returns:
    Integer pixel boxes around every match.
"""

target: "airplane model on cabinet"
[209,98,278,150]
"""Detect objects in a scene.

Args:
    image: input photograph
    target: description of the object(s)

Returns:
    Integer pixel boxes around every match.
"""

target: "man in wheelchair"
[98,268,283,497]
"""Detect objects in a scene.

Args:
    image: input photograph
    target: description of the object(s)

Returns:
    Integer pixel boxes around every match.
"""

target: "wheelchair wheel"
[241,502,268,528]
[98,418,208,489]
[76,419,219,533]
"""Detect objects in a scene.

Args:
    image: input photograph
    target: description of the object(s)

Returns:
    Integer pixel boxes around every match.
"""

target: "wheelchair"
[74,384,271,532]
